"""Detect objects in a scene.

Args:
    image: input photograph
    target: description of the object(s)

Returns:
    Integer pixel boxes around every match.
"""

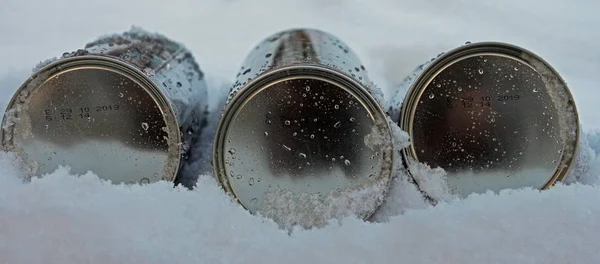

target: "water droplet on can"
[250,198,258,206]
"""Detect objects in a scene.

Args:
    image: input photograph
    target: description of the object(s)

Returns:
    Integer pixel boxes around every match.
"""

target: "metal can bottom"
[1,56,181,184]
[397,42,579,199]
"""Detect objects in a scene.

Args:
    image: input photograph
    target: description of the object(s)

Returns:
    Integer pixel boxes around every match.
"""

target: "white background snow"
[1,0,600,263]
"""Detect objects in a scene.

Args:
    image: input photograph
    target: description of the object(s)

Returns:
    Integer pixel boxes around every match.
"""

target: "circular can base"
[1,56,181,184]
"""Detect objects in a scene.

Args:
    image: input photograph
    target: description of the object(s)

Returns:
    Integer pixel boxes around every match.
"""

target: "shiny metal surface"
[214,29,394,224]
[399,43,579,198]
[9,63,173,183]
[1,28,208,185]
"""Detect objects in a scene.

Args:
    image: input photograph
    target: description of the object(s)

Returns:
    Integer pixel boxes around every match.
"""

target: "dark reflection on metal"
[28,68,168,151]
[398,43,579,198]
[414,55,560,172]
[227,78,373,179]
[214,29,394,219]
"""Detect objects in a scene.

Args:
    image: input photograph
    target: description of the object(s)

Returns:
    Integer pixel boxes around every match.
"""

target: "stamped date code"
[44,105,120,121]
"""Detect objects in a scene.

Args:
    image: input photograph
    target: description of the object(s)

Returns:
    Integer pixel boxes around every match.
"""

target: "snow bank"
[1,151,600,263]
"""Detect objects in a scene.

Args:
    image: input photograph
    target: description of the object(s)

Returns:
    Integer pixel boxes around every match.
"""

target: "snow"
[2,0,600,262]
[1,154,600,263]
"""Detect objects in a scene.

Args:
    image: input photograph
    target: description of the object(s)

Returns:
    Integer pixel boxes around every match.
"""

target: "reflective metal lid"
[1,56,181,184]
[214,66,394,224]
[400,43,579,198]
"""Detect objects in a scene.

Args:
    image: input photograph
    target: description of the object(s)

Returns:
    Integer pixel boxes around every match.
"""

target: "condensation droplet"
[310,134,315,139]
[283,145,291,151]
[334,104,339,109]
[334,121,341,128]
[349,117,355,122]
[118,92,124,97]
[344,159,351,166]
[478,69,484,74]
[264,132,269,136]
[236,175,242,179]
[248,177,254,186]
[141,122,149,131]
[428,94,435,99]
[299,153,307,158]
[284,120,291,126]
[228,148,236,155]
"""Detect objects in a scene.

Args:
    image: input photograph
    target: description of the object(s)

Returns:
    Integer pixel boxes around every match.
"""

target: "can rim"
[213,64,395,218]
[0,55,183,182]
[399,42,580,197]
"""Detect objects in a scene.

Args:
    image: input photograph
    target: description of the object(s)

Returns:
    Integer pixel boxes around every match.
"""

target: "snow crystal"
[370,117,453,221]
[31,57,58,73]
[564,127,597,185]
[587,130,600,155]
[524,53,579,169]
[259,175,390,230]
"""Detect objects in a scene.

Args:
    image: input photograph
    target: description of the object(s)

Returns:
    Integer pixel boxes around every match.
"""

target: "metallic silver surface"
[214,29,394,224]
[396,42,579,198]
[1,28,208,185]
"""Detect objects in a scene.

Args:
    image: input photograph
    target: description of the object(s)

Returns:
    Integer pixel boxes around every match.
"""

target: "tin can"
[389,42,580,199]
[1,27,208,186]
[213,28,394,227]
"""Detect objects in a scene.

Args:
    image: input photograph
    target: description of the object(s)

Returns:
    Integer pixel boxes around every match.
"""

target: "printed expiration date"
[445,95,520,109]
[44,105,120,121]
